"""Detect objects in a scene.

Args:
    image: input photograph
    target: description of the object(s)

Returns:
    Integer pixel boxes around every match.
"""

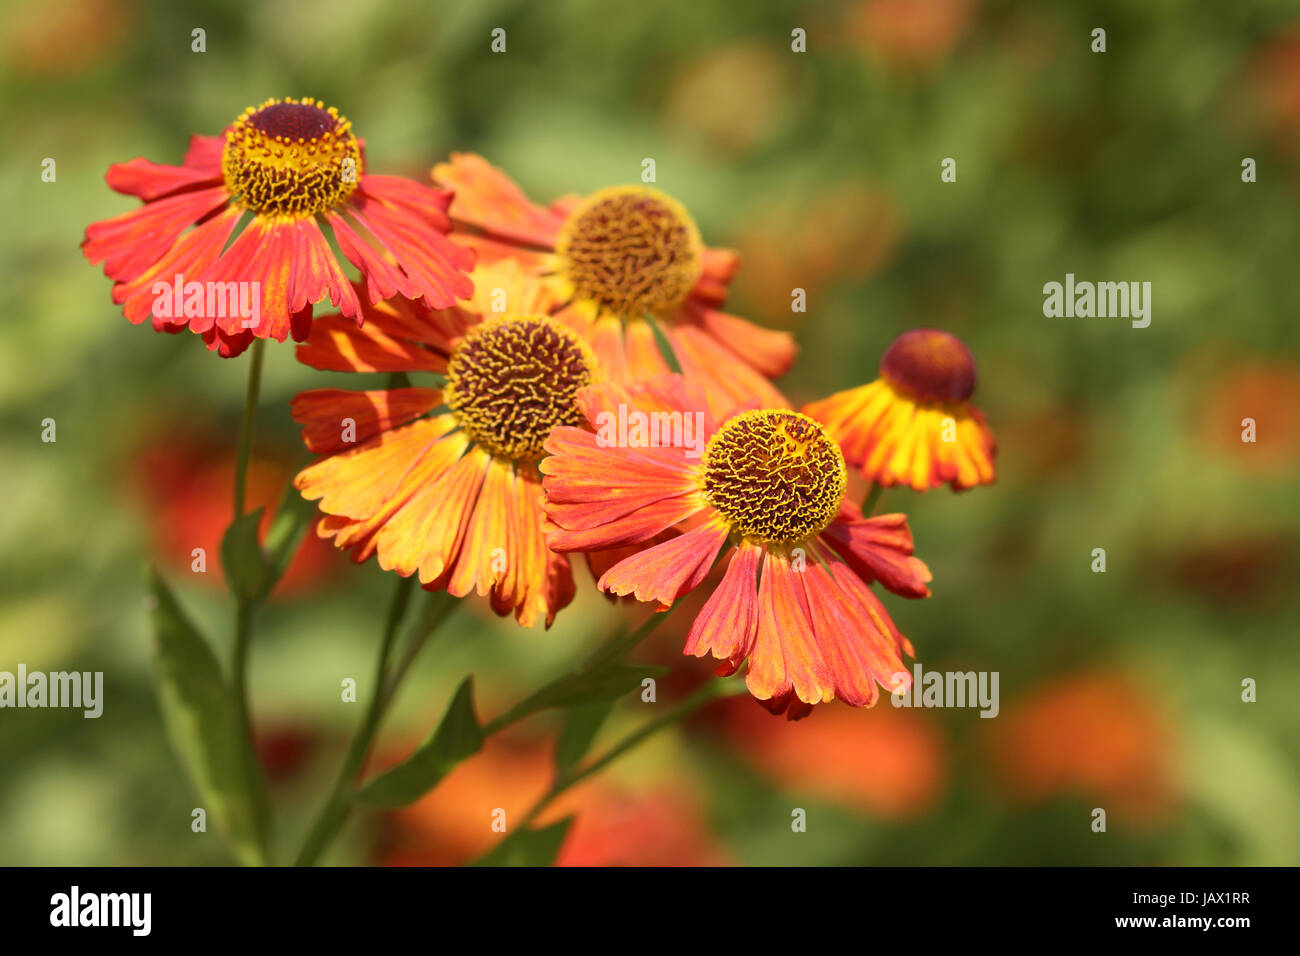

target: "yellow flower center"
[222,98,361,218]
[445,316,595,461]
[555,186,703,317]
[702,410,847,543]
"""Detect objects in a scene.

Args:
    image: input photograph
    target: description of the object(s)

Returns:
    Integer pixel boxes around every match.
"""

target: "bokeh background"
[2,0,1299,865]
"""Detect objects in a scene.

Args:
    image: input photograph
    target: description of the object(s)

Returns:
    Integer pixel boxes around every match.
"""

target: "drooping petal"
[597,514,729,607]
[683,540,762,663]
[820,511,933,598]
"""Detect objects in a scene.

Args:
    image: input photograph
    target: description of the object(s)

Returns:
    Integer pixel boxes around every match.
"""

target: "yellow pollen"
[555,185,703,317]
[445,316,595,461]
[221,97,361,218]
[702,410,847,543]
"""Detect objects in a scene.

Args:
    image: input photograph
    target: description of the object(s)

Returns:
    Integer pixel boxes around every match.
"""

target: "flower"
[377,734,728,866]
[707,693,946,818]
[804,328,997,492]
[431,153,796,417]
[540,375,933,717]
[128,426,340,597]
[83,97,474,357]
[985,669,1178,825]
[290,262,593,627]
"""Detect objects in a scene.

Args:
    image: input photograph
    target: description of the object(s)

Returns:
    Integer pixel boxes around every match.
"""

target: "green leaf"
[555,700,615,771]
[356,676,484,808]
[529,663,667,713]
[472,817,573,867]
[261,487,316,591]
[220,507,270,602]
[149,569,269,865]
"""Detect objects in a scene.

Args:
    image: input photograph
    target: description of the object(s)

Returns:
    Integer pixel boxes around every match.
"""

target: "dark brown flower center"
[702,410,846,542]
[445,316,595,461]
[879,328,977,402]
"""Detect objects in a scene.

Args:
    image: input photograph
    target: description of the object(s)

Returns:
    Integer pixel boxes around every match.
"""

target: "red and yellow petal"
[290,387,443,455]
[294,414,461,522]
[103,133,224,201]
[431,152,566,249]
[597,514,729,608]
[819,510,933,599]
[744,549,835,706]
[682,540,763,664]
[806,378,997,492]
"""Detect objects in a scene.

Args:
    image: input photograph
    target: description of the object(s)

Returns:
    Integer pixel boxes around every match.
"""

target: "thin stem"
[517,679,744,832]
[232,339,266,518]
[295,575,415,866]
[481,605,675,738]
[230,338,268,864]
[862,481,884,516]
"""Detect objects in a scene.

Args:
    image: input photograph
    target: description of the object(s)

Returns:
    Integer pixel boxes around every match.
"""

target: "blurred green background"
[2,0,1298,865]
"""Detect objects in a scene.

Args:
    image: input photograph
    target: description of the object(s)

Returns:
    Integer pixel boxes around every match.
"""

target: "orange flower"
[431,153,795,417]
[710,694,946,818]
[541,375,932,718]
[378,734,727,866]
[290,263,591,628]
[805,328,997,492]
[83,97,474,357]
[986,669,1178,826]
[128,428,340,597]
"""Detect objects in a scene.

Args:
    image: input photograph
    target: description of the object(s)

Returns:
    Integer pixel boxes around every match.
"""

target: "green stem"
[295,575,415,866]
[517,679,744,832]
[862,481,884,516]
[230,338,268,864]
[481,606,674,737]
[232,339,266,519]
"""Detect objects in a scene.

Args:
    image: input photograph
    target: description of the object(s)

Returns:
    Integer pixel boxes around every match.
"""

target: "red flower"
[83,97,474,356]
[541,375,932,717]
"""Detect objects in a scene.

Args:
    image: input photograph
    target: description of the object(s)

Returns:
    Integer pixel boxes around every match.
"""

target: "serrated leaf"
[220,507,270,602]
[149,569,268,865]
[472,817,573,867]
[356,676,483,809]
[555,700,615,771]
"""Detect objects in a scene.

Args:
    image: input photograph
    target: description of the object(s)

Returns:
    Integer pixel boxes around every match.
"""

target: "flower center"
[702,410,846,543]
[555,186,703,317]
[222,98,361,218]
[879,328,977,402]
[445,316,595,461]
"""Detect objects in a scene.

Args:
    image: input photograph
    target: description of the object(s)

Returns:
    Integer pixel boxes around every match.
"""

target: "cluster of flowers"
[84,97,997,720]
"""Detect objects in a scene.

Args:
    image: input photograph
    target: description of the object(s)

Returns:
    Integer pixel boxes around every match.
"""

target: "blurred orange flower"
[129,430,340,597]
[1197,360,1300,472]
[377,734,727,866]
[709,695,946,818]
[986,669,1179,825]
[849,0,978,71]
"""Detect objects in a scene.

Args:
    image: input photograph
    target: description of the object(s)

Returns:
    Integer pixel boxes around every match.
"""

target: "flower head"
[804,328,997,491]
[290,262,589,627]
[431,153,796,417]
[541,375,932,716]
[83,97,474,356]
